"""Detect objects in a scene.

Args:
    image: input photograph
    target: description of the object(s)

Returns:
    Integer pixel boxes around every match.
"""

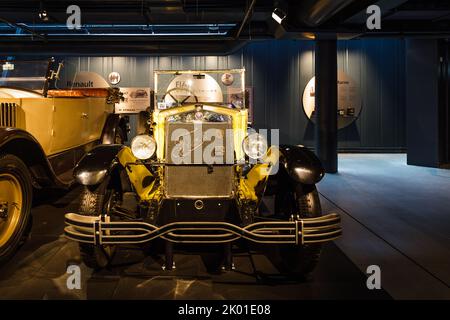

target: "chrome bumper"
[64,213,342,245]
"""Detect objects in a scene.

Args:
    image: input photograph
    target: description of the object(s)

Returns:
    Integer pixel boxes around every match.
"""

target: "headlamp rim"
[131,134,157,160]
[242,132,268,160]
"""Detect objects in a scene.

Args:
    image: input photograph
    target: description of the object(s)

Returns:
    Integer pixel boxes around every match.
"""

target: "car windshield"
[0,59,52,93]
[154,69,245,110]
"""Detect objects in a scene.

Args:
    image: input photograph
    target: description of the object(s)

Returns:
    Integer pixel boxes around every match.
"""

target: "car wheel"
[270,184,322,278]
[0,154,33,264]
[78,182,117,270]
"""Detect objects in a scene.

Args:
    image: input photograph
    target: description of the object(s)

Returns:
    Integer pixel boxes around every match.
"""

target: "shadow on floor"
[0,183,391,300]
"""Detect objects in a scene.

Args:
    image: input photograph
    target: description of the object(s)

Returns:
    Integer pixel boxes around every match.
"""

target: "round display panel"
[164,73,223,106]
[108,71,121,85]
[302,71,361,129]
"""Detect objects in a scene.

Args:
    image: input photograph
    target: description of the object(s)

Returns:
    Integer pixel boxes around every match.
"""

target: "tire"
[78,182,116,270]
[0,154,33,264]
[271,184,322,277]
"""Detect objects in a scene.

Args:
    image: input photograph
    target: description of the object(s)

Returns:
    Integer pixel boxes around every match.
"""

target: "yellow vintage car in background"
[0,58,127,263]
[65,69,341,276]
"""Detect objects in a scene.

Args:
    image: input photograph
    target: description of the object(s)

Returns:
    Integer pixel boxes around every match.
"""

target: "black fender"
[0,127,68,188]
[101,114,129,144]
[265,145,324,196]
[278,145,325,185]
[74,144,124,186]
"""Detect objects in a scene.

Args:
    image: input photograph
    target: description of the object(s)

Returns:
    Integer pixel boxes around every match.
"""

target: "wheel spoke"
[168,93,179,104]
[181,95,192,103]
[0,174,23,247]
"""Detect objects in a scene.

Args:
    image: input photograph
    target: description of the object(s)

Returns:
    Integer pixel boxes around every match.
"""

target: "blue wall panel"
[59,39,406,151]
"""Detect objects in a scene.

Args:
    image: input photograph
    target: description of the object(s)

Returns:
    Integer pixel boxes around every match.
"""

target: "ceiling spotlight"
[38,1,49,21]
[272,8,286,24]
[38,10,49,21]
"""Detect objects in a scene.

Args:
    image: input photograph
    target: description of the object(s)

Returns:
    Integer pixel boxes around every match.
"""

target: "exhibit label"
[115,87,151,113]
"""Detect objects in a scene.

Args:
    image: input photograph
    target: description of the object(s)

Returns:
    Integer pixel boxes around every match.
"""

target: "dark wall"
[336,40,406,152]
[59,39,406,151]
[405,39,443,168]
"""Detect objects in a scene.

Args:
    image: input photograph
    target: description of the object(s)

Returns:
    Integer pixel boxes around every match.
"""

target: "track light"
[272,8,286,24]
[38,2,49,21]
[38,10,48,21]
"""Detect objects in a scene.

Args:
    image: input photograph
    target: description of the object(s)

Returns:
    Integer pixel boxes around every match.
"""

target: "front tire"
[271,184,322,277]
[78,182,117,270]
[0,154,33,264]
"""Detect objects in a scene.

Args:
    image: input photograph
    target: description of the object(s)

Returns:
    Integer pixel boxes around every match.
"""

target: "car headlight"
[131,135,156,160]
[242,133,268,160]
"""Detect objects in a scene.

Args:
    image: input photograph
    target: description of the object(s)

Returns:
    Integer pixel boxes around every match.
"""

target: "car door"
[18,97,54,156]
[49,97,90,155]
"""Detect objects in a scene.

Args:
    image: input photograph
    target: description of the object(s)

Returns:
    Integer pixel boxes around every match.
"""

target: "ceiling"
[0,0,449,55]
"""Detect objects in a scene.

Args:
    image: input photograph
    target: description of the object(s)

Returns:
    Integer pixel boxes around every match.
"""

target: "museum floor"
[0,154,448,300]
[319,154,450,299]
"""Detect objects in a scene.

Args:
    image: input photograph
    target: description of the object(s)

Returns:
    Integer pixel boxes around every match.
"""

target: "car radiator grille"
[0,102,17,127]
[164,165,234,198]
[164,121,234,198]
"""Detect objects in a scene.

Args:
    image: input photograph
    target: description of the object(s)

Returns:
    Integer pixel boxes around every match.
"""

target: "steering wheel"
[162,87,199,106]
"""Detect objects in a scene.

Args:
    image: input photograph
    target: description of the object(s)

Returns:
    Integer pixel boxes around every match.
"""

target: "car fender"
[278,145,325,185]
[74,144,124,186]
[101,114,128,144]
[0,127,66,188]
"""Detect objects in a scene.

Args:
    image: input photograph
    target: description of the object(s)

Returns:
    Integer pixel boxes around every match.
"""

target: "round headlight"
[242,133,268,160]
[131,135,156,160]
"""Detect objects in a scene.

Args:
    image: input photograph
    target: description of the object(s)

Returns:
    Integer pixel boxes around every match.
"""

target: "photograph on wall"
[115,87,151,113]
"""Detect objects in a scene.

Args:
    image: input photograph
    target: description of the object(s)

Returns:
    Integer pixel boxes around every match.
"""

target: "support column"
[315,38,338,173]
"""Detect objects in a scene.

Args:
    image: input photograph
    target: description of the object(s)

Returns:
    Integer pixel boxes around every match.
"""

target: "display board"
[154,69,245,110]
[302,71,361,129]
[66,71,110,89]
[115,87,151,113]
[162,73,223,108]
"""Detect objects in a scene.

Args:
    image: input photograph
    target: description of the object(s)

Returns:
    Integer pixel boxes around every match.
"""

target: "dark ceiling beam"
[234,0,257,39]
[0,17,47,41]
[287,0,358,28]
[0,39,250,56]
[0,19,271,40]
[0,1,269,14]
[0,12,259,25]
[268,19,450,39]
[322,0,377,25]
[0,0,274,25]
[431,11,450,22]
[343,0,410,24]
[0,36,239,42]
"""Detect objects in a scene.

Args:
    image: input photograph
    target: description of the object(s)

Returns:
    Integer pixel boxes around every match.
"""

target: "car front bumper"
[64,212,342,245]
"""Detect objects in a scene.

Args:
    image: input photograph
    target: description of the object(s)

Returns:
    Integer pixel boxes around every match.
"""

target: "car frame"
[64,69,341,275]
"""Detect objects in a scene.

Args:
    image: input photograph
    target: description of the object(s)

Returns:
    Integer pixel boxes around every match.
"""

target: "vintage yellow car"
[65,69,341,276]
[0,58,127,263]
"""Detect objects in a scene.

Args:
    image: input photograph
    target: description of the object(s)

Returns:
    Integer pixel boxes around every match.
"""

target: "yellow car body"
[64,69,341,274]
[116,104,274,204]
[1,90,113,156]
[0,59,127,263]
